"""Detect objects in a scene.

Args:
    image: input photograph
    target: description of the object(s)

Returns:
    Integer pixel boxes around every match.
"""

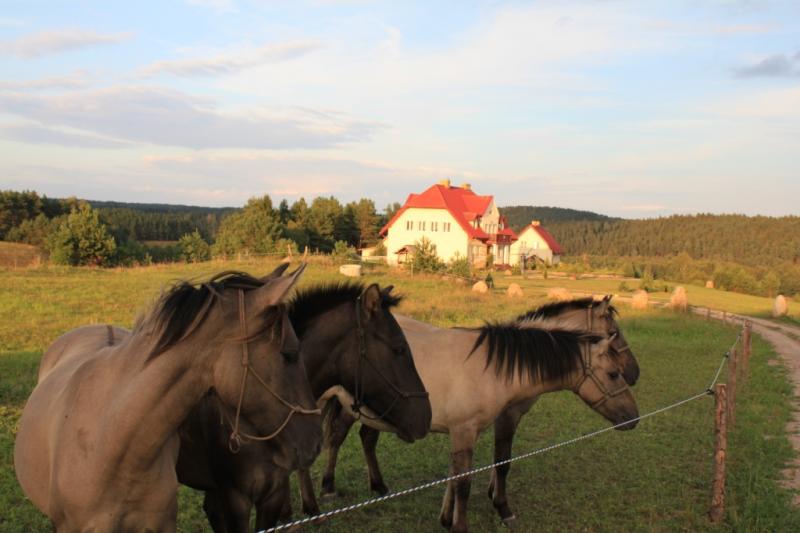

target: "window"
[418,221,426,231]
[443,222,451,232]
[406,220,413,230]
[431,221,438,231]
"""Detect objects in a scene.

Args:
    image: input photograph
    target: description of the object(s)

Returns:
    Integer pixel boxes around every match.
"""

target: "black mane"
[287,282,402,336]
[470,322,602,383]
[515,297,618,323]
[137,271,275,359]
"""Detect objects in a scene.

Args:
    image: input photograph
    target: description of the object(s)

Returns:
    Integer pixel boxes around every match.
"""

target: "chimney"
[531,220,541,226]
[461,183,471,191]
[439,179,451,187]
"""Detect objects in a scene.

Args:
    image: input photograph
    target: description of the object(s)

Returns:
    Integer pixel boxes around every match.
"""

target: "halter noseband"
[227,290,321,454]
[572,304,630,409]
[350,294,429,422]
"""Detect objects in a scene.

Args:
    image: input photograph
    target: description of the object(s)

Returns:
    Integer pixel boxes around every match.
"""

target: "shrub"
[46,203,116,266]
[179,230,211,263]
[332,240,357,265]
[447,252,471,279]
[409,236,444,274]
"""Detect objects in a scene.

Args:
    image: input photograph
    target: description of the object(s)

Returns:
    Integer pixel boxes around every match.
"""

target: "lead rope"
[227,290,321,453]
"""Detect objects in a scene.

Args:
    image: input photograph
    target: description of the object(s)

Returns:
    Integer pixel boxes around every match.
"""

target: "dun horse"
[176,281,431,530]
[314,299,638,532]
[14,265,321,531]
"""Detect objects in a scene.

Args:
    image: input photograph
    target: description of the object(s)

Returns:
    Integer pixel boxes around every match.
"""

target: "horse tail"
[321,396,343,449]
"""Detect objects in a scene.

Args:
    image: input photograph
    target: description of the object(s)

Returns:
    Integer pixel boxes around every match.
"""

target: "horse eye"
[608,371,620,380]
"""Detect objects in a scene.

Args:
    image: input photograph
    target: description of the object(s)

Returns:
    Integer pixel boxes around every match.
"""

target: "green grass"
[1,260,799,531]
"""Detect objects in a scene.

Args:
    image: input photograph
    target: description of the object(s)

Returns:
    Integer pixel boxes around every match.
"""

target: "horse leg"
[489,406,527,526]
[202,491,229,533]
[216,488,253,533]
[320,409,357,498]
[255,475,290,531]
[298,468,321,516]
[449,428,477,533]
[359,425,389,495]
[439,427,478,532]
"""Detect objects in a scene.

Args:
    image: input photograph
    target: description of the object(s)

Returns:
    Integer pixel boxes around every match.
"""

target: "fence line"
[261,332,741,533]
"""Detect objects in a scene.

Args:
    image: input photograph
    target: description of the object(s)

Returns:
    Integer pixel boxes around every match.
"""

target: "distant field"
[0,242,42,269]
[1,260,799,531]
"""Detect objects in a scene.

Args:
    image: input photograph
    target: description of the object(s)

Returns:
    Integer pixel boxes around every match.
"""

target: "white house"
[509,220,564,266]
[379,180,518,267]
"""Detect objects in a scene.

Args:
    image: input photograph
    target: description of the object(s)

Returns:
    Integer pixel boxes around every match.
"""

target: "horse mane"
[287,281,402,335]
[515,297,618,323]
[470,321,603,383]
[135,271,278,359]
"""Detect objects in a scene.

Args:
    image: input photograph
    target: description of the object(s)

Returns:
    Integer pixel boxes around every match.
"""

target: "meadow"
[1,258,799,531]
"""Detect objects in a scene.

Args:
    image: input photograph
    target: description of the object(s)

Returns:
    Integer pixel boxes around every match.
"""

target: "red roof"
[525,224,563,254]
[380,184,495,240]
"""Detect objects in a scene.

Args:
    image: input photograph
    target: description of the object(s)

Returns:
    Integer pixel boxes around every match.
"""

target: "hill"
[500,205,616,231]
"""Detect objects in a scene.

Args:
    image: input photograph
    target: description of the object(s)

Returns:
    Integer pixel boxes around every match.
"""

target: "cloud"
[139,40,320,77]
[734,53,800,78]
[0,123,133,148]
[0,86,381,149]
[0,70,91,91]
[0,28,132,58]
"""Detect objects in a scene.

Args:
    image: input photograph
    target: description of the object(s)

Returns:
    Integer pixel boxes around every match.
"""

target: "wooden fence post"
[710,383,728,523]
[728,346,737,429]
[722,311,727,325]
[742,321,752,381]
[706,307,711,321]
[709,383,728,524]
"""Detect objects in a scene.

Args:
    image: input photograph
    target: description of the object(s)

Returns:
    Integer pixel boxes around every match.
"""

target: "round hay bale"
[773,295,788,317]
[504,269,513,276]
[339,264,362,278]
[631,290,649,310]
[472,280,489,293]
[670,286,688,312]
[507,283,523,298]
[547,287,571,301]
[705,280,714,289]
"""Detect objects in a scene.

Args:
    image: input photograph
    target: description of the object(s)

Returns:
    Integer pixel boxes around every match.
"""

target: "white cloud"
[0,86,382,149]
[0,123,133,148]
[0,70,91,91]
[0,28,132,58]
[139,40,320,78]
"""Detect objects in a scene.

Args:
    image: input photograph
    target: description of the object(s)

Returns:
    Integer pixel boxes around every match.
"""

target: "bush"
[332,240,357,265]
[447,252,471,278]
[409,236,444,274]
[46,203,116,266]
[179,230,211,263]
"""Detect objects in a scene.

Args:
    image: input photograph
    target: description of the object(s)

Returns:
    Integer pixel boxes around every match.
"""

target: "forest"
[1,189,797,297]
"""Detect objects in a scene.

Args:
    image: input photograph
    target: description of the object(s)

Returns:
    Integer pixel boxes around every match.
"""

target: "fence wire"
[260,331,741,533]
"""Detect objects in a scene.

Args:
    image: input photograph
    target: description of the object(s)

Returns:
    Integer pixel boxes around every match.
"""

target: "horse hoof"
[439,514,453,528]
[502,515,517,528]
[371,482,389,496]
[319,491,336,502]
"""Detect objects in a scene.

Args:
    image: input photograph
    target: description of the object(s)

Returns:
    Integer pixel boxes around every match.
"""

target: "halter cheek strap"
[226,290,321,454]
[350,295,428,422]
[573,304,629,409]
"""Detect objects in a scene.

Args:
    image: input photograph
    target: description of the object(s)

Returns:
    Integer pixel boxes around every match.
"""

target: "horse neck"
[296,303,354,397]
[106,331,218,467]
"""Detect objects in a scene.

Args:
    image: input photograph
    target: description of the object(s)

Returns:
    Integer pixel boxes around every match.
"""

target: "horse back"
[38,325,131,382]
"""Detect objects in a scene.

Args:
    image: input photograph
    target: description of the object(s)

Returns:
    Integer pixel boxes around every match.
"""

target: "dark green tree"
[46,203,116,266]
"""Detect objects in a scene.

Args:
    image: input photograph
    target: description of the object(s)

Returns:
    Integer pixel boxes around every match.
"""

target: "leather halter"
[227,290,321,454]
[350,294,429,422]
[572,304,630,409]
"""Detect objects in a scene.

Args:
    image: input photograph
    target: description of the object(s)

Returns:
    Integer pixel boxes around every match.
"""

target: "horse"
[312,309,639,531]
[486,296,640,524]
[175,281,432,531]
[14,264,322,531]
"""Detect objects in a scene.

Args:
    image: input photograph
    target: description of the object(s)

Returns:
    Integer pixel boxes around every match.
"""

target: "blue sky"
[1,0,798,217]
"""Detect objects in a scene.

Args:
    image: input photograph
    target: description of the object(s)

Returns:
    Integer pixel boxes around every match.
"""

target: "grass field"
[1,259,799,531]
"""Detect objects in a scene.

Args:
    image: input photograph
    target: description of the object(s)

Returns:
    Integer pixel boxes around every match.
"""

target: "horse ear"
[381,285,395,297]
[361,284,382,320]
[591,336,612,355]
[260,262,291,283]
[248,263,306,311]
[280,312,300,357]
[595,297,611,316]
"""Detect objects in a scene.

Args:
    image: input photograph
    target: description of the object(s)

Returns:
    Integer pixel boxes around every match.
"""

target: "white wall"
[509,226,555,265]
[385,207,469,265]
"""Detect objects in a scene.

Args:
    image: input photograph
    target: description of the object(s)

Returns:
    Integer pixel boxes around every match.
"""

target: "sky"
[0,0,798,218]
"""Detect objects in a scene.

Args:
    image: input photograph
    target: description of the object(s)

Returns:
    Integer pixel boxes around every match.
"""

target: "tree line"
[0,189,401,266]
